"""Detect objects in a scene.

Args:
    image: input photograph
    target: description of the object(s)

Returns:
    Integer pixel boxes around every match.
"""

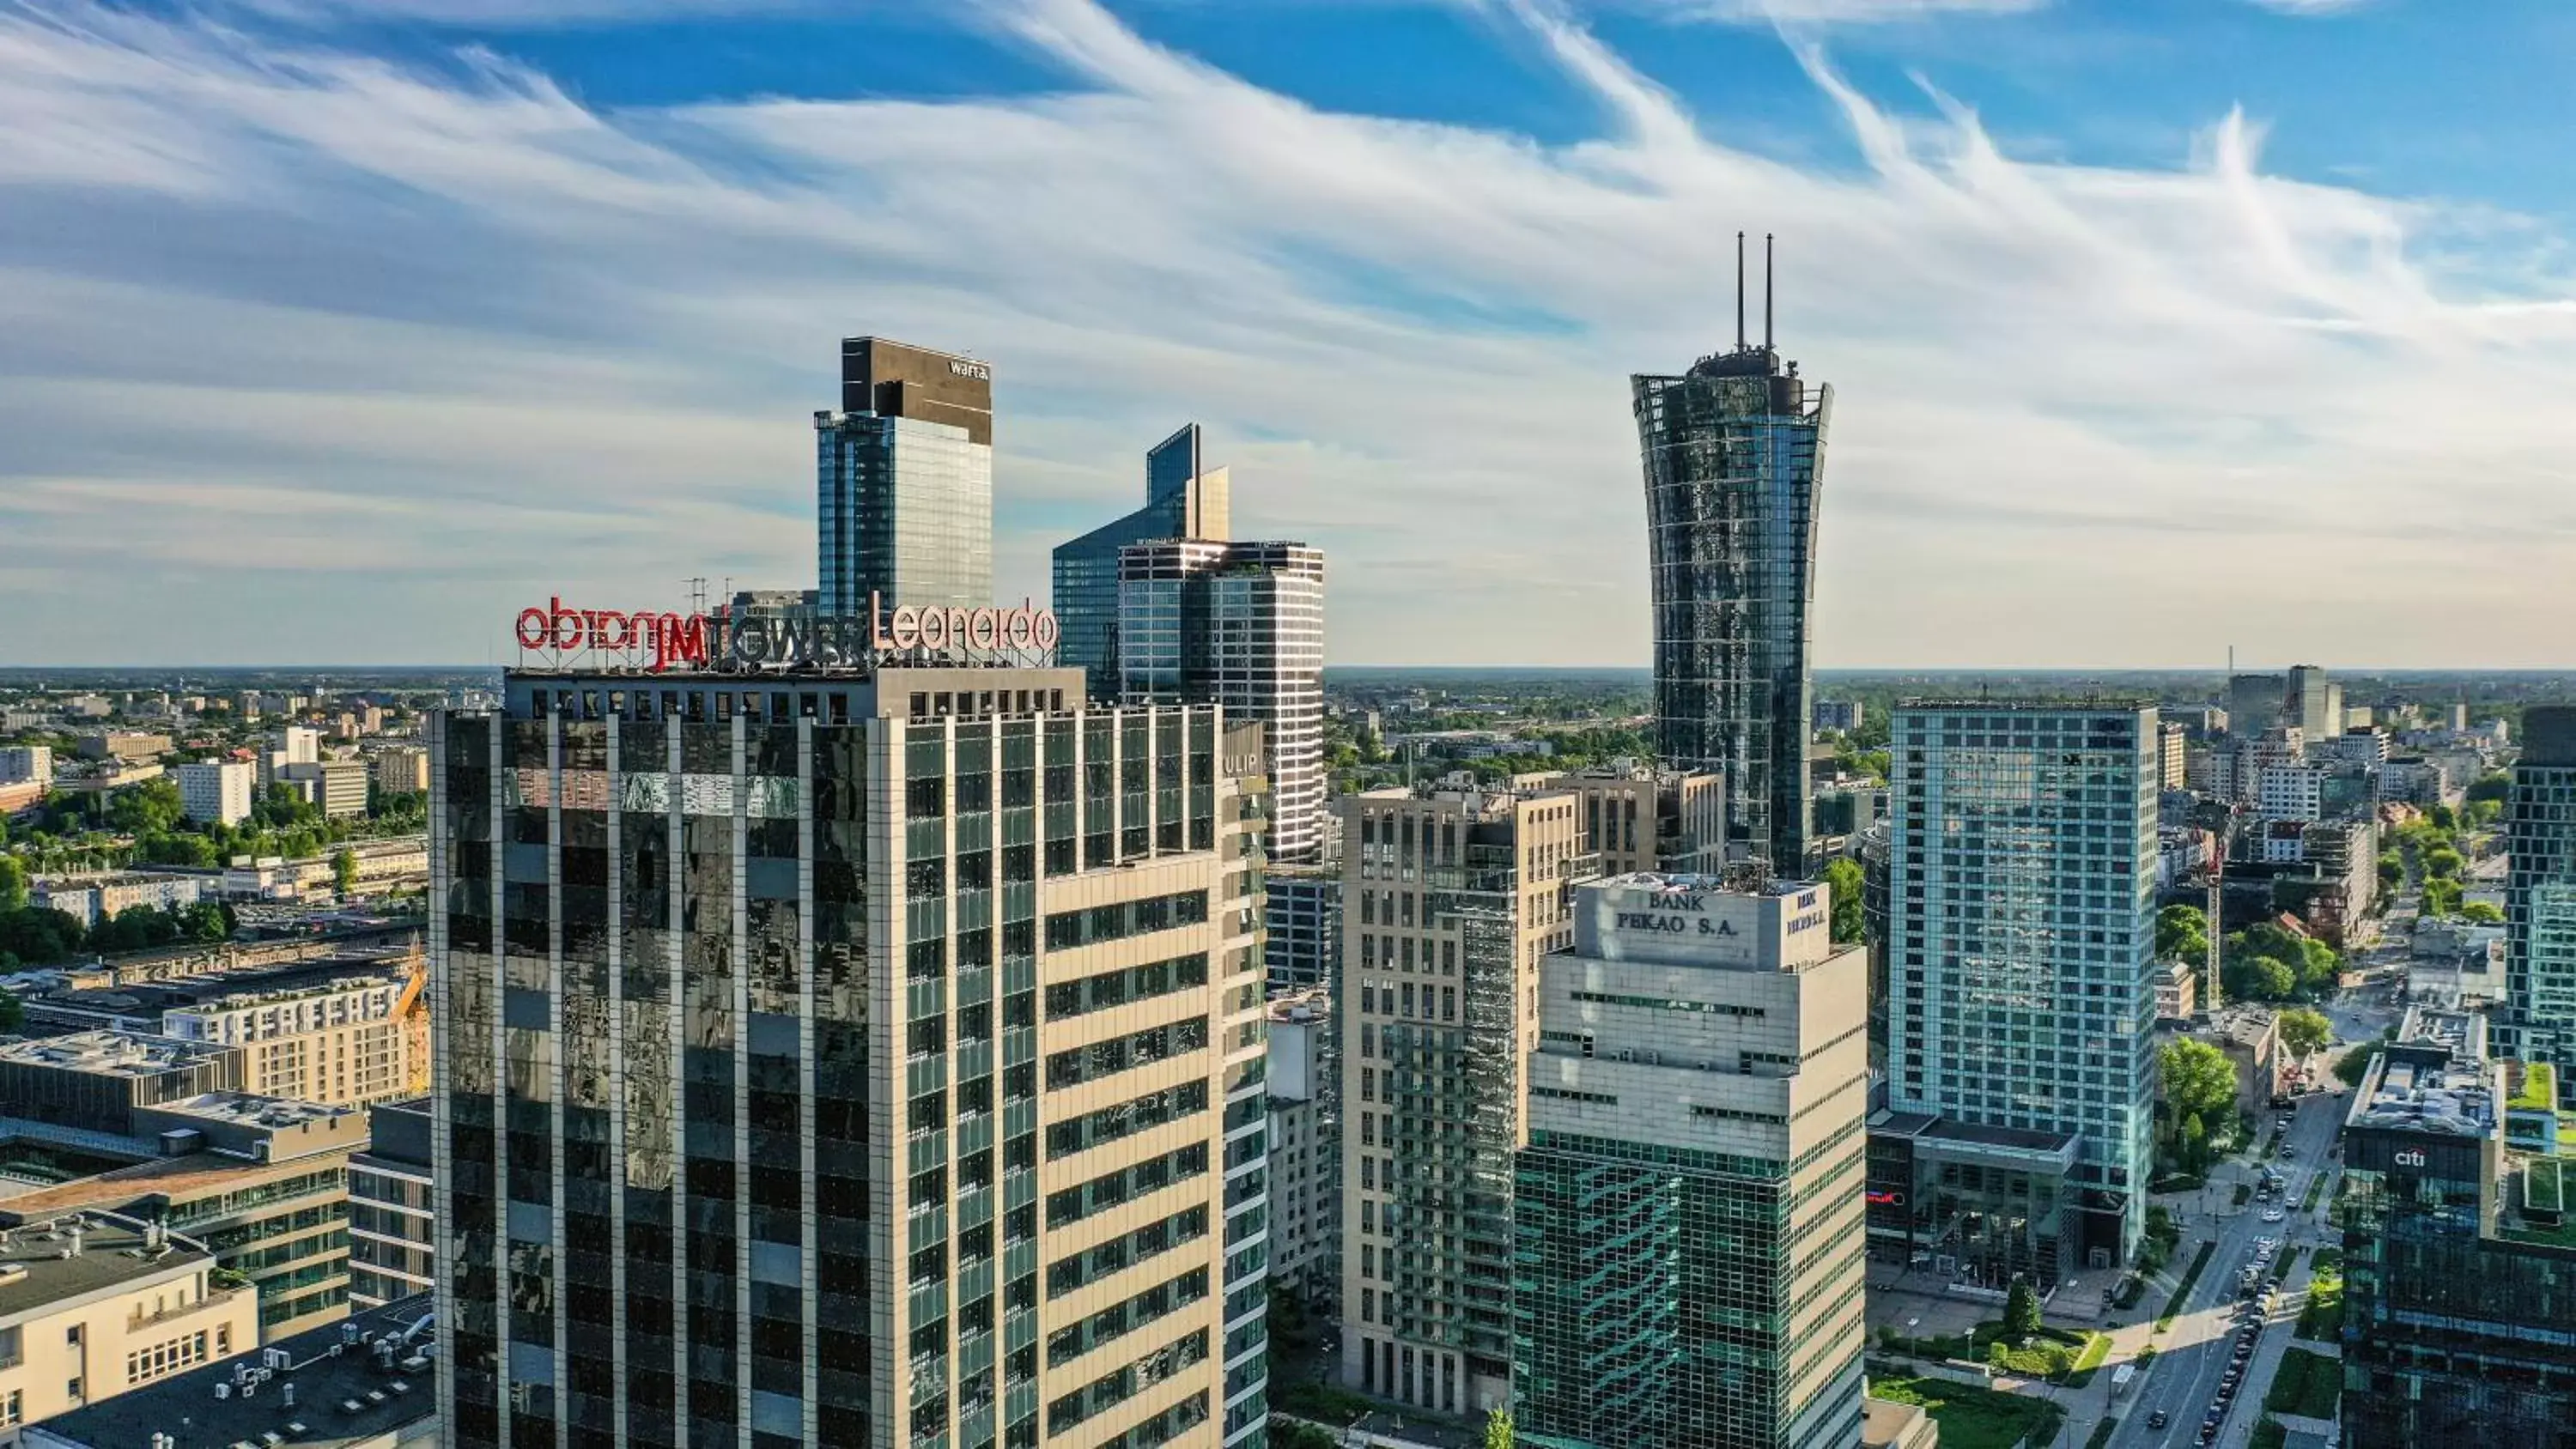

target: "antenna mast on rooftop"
[1765,233,1775,351]
[1735,231,1747,352]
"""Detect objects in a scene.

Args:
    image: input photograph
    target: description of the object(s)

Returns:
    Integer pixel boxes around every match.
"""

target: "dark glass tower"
[1632,327,1828,877]
[1051,425,1230,701]
[818,336,995,616]
[2498,706,2576,1093]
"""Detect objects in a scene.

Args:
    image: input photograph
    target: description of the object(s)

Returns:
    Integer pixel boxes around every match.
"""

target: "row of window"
[1045,1329,1212,1439]
[127,1327,216,1386]
[1045,1266,1211,1367]
[1046,1080,1211,1161]
[1044,1016,1209,1092]
[1046,1143,1211,1229]
[1042,890,1211,951]
[1042,953,1209,1023]
[1048,1204,1210,1300]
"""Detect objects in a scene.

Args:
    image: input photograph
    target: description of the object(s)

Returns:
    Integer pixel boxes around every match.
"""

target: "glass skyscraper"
[1052,425,1231,700]
[1884,700,2160,1274]
[818,336,996,615]
[1632,343,1828,876]
[2498,706,2576,1094]
[1514,875,1869,1449]
[1117,539,1327,867]
[429,664,1273,1449]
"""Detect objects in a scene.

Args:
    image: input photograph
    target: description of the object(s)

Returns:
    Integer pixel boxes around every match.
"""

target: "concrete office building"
[817,336,994,616]
[349,1097,434,1312]
[0,745,52,785]
[278,755,368,818]
[375,744,431,796]
[1543,764,1727,877]
[1632,271,1828,876]
[1513,875,1869,1449]
[1338,779,1592,1415]
[1119,539,1326,867]
[174,759,256,827]
[1264,991,1338,1305]
[24,1292,438,1449]
[0,1211,259,1439]
[2227,674,2287,737]
[1813,700,1862,735]
[2286,664,2342,747]
[28,873,210,931]
[431,664,1272,1449]
[1054,424,1231,701]
[1881,701,2160,1277]
[2496,706,2576,1100]
[159,966,428,1109]
[2157,720,2188,791]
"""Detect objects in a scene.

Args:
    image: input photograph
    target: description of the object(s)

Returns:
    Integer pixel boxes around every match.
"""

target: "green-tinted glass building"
[1512,874,1870,1449]
[2498,706,2576,1098]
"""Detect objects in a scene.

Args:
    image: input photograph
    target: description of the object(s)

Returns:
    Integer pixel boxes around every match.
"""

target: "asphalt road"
[2111,1088,2348,1449]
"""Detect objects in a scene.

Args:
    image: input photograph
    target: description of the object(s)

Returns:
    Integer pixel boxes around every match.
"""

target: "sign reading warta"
[514,594,1058,674]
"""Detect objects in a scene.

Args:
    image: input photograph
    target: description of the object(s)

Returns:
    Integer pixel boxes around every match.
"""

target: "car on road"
[2263,1206,2287,1222]
[2149,1410,2170,1429]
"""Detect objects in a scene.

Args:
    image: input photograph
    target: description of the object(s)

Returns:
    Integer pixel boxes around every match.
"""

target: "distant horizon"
[7,664,2576,680]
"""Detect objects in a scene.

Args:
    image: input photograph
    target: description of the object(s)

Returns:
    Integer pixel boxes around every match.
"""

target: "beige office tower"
[1513,874,1870,1449]
[2158,720,2189,791]
[434,667,1273,1449]
[1335,780,1594,1416]
[1541,764,1727,876]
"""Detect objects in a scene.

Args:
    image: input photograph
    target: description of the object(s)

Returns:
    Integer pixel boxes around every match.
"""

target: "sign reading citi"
[515,593,1058,673]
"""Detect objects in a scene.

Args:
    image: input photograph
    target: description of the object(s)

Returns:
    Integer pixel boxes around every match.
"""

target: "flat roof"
[2350,1051,2496,1139]
[153,1092,362,1131]
[29,1291,434,1449]
[0,1149,349,1224]
[0,1031,232,1078]
[0,1212,213,1326]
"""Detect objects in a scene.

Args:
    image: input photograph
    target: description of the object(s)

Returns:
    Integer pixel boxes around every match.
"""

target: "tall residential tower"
[1631,244,1828,876]
[1880,700,2160,1276]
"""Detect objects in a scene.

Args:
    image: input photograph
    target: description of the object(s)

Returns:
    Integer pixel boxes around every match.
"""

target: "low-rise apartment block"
[27,874,210,931]
[0,1211,259,1439]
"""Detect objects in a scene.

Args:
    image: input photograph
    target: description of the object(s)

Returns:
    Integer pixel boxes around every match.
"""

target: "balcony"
[130,1282,250,1332]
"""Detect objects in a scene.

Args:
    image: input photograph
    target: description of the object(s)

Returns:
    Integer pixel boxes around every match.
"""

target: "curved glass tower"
[1632,342,1831,877]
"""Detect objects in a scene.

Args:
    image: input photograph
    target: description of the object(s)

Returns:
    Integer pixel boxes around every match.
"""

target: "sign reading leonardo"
[515,592,1058,674]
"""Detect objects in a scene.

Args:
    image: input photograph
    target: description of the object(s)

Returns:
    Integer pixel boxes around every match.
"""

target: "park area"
[2264,1347,2342,1421]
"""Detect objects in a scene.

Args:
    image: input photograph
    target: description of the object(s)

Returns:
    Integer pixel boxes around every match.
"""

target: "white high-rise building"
[173,760,256,826]
[0,744,52,785]
[1118,538,1327,865]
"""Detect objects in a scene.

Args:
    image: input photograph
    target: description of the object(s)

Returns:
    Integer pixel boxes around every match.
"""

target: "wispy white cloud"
[0,0,2570,668]
[2239,0,2374,14]
[1615,0,2049,22]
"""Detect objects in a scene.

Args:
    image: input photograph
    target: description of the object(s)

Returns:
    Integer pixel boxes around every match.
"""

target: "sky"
[3,0,2573,670]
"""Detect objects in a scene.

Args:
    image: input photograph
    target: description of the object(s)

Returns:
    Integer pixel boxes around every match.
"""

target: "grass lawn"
[2251,1417,2288,1449]
[2263,1347,2343,1420]
[2298,1265,2344,1341]
[1866,1371,2066,1449]
[2085,1417,2119,1449]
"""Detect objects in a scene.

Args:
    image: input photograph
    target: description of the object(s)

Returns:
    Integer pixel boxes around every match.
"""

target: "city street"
[2105,1086,2348,1449]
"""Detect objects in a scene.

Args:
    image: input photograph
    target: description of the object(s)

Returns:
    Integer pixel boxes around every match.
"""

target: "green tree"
[104,779,185,837]
[0,986,21,1034]
[2424,878,2464,918]
[2424,846,2464,882]
[2469,771,2511,805]
[2227,954,2297,1002]
[2157,904,2211,962]
[2461,900,2505,925]
[2278,1007,2332,1058]
[2429,803,2460,832]
[332,849,358,898]
[2378,851,2403,891]
[2161,1037,2239,1129]
[1483,1409,1515,1449]
[2003,1276,2044,1342]
[0,856,25,913]
[2181,1113,2209,1171]
[2333,1045,2382,1088]
[1822,857,1866,944]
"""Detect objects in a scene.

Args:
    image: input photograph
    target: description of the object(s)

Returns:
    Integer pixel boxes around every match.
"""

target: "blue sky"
[4,0,2573,667]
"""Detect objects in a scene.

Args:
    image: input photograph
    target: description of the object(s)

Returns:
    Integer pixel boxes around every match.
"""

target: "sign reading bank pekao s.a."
[514,592,1057,674]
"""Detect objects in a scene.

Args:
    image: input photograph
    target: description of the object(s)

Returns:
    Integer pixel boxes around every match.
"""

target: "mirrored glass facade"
[818,415,994,617]
[431,670,1270,1449]
[1053,425,1231,702]
[1632,347,1827,876]
[2500,708,2576,1091]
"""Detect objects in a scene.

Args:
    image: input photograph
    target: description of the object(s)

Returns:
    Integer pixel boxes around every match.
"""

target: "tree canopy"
[2277,1007,2332,1057]
[2156,904,2210,963]
[1822,858,1866,944]
[2160,1036,2239,1127]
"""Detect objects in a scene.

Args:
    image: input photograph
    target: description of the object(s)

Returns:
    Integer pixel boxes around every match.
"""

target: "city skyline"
[8,0,2576,669]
